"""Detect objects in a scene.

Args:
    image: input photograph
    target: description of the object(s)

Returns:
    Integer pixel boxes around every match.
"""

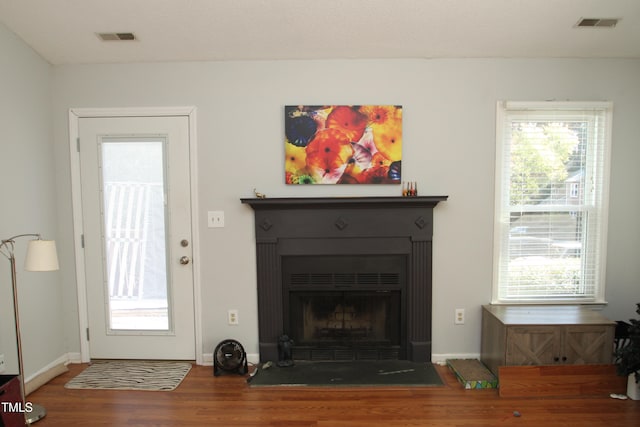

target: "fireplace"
[241,196,447,363]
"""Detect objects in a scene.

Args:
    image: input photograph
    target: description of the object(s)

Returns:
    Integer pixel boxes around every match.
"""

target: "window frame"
[492,101,613,305]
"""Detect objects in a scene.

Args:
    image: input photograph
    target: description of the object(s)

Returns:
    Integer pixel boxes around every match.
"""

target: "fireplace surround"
[241,196,447,363]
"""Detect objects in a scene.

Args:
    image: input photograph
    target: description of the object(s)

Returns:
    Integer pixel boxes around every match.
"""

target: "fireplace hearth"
[241,196,447,363]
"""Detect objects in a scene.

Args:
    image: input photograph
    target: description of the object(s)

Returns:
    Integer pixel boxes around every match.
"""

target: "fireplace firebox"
[241,196,447,363]
[284,254,405,360]
[289,291,402,360]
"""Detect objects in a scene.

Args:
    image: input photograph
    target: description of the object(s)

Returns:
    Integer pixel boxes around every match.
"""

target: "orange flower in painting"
[337,170,360,184]
[371,107,402,161]
[357,152,396,184]
[360,105,395,126]
[285,143,307,174]
[359,164,392,184]
[370,152,393,169]
[326,106,368,142]
[285,171,295,184]
[338,159,364,184]
[305,128,354,183]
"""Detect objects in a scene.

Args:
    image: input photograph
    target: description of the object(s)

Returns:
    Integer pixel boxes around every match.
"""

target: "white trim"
[202,352,260,367]
[503,101,613,111]
[24,354,71,384]
[431,353,481,365]
[69,106,197,119]
[491,102,507,304]
[64,352,83,365]
[68,107,202,365]
[68,110,90,362]
[187,110,204,366]
[595,105,613,303]
[491,101,612,304]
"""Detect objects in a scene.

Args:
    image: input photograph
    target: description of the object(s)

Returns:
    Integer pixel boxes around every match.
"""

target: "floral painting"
[285,105,402,184]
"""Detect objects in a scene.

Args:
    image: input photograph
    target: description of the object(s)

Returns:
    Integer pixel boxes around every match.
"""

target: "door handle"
[179,256,190,265]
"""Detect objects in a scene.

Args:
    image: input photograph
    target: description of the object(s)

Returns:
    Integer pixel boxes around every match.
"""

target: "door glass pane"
[100,139,170,331]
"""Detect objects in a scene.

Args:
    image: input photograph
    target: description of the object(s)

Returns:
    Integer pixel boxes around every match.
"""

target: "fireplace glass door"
[289,291,401,360]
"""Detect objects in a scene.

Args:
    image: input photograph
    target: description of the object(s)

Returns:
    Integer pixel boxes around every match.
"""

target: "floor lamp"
[0,234,59,425]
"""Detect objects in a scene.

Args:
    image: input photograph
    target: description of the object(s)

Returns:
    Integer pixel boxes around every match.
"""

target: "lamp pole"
[1,234,58,425]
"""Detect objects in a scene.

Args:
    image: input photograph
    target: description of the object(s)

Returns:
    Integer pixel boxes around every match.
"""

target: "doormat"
[248,360,443,387]
[64,360,192,391]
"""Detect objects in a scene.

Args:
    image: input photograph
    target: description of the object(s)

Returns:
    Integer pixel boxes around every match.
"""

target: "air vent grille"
[289,272,400,287]
[334,273,356,286]
[575,18,619,28]
[357,273,379,285]
[380,273,400,285]
[97,32,137,41]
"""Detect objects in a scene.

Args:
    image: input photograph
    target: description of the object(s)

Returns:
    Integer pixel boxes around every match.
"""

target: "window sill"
[490,301,608,310]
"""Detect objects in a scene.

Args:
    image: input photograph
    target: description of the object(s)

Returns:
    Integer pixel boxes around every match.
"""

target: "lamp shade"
[24,239,59,271]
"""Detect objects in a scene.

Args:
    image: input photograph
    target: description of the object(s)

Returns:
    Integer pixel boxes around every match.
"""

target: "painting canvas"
[285,105,402,184]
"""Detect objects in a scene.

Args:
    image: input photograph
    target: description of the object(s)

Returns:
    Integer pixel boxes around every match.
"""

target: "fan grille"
[214,339,247,375]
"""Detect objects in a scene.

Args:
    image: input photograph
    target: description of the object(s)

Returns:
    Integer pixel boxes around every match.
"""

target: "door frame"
[69,107,202,364]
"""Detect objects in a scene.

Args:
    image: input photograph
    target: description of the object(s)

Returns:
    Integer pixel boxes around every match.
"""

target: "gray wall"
[0,23,64,377]
[52,58,640,360]
[2,17,639,371]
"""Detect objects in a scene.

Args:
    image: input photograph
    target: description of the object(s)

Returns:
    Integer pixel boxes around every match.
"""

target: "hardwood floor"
[28,363,639,426]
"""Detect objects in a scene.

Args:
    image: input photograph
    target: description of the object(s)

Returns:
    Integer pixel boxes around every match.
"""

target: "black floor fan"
[213,339,248,376]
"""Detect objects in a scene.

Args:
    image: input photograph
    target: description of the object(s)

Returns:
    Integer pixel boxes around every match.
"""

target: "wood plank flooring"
[498,364,626,398]
[28,363,639,426]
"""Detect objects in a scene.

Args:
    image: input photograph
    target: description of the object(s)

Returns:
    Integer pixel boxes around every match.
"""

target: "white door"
[79,116,195,360]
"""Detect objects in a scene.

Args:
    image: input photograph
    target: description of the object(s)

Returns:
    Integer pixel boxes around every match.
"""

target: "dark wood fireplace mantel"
[241,196,447,363]
[241,196,448,209]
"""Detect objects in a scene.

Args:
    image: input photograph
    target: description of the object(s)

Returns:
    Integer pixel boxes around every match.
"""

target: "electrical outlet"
[0,354,5,373]
[228,309,239,325]
[208,211,225,228]
[455,308,465,325]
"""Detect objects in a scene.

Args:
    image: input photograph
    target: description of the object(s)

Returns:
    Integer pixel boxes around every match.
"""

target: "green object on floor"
[446,359,498,389]
[248,360,443,387]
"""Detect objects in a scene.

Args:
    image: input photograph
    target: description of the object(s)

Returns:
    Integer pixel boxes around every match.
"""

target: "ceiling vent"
[575,18,619,28]
[97,32,137,41]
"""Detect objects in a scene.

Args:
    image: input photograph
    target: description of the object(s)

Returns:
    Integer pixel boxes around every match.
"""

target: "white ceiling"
[1,0,639,65]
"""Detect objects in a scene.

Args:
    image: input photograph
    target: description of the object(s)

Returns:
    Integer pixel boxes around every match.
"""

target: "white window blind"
[493,102,612,303]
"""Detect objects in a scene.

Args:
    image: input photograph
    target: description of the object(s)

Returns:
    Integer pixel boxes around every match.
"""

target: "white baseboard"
[431,353,480,365]
[203,352,260,366]
[34,352,458,376]
[24,353,78,395]
[24,353,73,384]
[204,353,477,366]
[64,352,83,365]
